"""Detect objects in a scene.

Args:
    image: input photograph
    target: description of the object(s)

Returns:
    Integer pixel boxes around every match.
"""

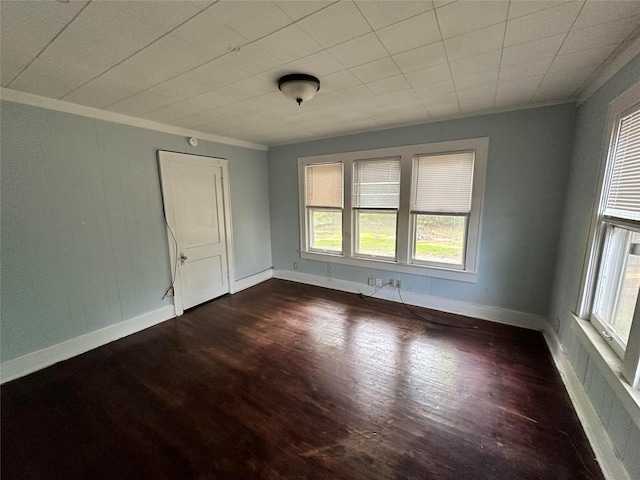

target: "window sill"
[571,314,640,427]
[300,251,478,283]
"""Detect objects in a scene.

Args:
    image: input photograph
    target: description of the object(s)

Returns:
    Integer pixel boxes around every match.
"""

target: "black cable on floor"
[359,284,478,330]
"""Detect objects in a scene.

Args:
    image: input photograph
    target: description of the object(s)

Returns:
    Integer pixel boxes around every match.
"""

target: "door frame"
[157,150,236,316]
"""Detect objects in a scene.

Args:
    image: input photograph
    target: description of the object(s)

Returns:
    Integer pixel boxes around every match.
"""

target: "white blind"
[411,151,474,214]
[306,163,343,208]
[604,108,640,222]
[353,158,400,209]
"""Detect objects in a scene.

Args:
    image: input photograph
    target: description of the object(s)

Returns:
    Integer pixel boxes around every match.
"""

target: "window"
[298,138,488,282]
[579,80,640,389]
[411,152,474,267]
[589,103,640,358]
[304,162,343,253]
[353,158,401,259]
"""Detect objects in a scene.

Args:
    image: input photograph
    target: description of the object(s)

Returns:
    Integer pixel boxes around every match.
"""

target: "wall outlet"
[367,277,374,286]
[375,278,382,287]
[293,261,298,270]
[396,280,402,288]
[389,278,394,286]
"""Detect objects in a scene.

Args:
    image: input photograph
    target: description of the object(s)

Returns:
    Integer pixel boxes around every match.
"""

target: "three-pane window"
[299,138,488,281]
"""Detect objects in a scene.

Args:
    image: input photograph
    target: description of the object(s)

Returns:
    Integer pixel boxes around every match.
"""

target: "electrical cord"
[396,287,478,329]
[358,283,388,299]
[359,284,478,330]
[161,210,179,300]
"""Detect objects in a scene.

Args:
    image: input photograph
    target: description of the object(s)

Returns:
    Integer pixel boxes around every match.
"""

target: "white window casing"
[298,138,489,282]
[577,79,640,389]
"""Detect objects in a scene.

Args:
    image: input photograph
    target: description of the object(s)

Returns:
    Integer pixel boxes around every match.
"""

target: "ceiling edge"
[270,99,575,148]
[577,32,640,106]
[0,88,269,152]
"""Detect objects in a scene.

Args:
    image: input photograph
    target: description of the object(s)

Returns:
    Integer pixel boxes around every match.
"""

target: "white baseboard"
[273,270,546,330]
[0,305,175,384]
[234,268,273,293]
[542,326,630,480]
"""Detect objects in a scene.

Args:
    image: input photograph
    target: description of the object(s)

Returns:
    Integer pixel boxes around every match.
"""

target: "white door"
[158,151,233,313]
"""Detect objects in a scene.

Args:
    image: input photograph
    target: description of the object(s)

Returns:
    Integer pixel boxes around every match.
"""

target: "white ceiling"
[2,0,640,146]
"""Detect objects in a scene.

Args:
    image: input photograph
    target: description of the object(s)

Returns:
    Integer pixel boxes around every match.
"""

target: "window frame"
[297,138,489,283]
[352,156,402,261]
[577,80,640,389]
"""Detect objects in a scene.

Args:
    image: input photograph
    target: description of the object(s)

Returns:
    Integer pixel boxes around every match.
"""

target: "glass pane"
[594,226,639,345]
[355,211,397,258]
[413,215,466,266]
[310,209,342,252]
[611,231,640,342]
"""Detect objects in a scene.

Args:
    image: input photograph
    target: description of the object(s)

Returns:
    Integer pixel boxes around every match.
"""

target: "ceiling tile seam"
[273,0,340,24]
[500,0,588,50]
[6,0,92,89]
[59,0,229,103]
[115,4,344,118]
[493,2,511,108]
[506,0,575,22]
[357,1,436,34]
[351,1,420,124]
[530,0,587,102]
[433,3,461,115]
[436,3,507,43]
[571,25,640,101]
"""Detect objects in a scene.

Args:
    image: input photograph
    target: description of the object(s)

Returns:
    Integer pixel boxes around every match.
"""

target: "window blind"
[604,108,640,222]
[306,163,343,208]
[411,151,474,214]
[353,158,401,209]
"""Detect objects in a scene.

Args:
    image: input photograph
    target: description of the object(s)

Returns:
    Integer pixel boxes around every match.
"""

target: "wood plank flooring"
[1,279,604,479]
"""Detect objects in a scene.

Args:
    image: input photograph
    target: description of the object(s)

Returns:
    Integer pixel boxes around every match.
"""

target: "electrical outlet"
[389,278,394,286]
[375,278,382,287]
[396,280,402,288]
[293,261,298,270]
[367,277,374,286]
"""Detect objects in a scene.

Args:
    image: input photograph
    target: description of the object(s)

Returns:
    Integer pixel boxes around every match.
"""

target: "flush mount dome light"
[278,73,320,105]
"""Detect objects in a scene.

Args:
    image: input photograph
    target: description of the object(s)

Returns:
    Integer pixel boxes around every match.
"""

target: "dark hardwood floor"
[2,279,603,479]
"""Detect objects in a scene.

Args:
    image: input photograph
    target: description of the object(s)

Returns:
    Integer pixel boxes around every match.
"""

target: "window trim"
[577,80,640,389]
[298,138,488,283]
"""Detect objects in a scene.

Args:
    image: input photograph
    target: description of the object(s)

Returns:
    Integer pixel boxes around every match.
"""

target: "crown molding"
[0,88,268,152]
[578,32,640,106]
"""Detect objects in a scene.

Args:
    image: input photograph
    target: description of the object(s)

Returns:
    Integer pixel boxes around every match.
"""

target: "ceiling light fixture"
[278,73,320,106]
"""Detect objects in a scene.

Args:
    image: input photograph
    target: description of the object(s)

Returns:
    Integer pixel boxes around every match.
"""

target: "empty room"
[1,1,639,479]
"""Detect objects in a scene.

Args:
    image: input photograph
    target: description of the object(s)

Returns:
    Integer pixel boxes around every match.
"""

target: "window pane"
[306,163,343,208]
[594,227,639,344]
[604,109,640,222]
[411,152,474,214]
[310,209,342,252]
[413,215,466,265]
[353,158,400,208]
[355,211,397,258]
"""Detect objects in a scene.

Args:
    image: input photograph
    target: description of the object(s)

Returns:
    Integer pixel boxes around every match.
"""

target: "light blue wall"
[0,100,271,362]
[269,104,576,316]
[549,54,640,480]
